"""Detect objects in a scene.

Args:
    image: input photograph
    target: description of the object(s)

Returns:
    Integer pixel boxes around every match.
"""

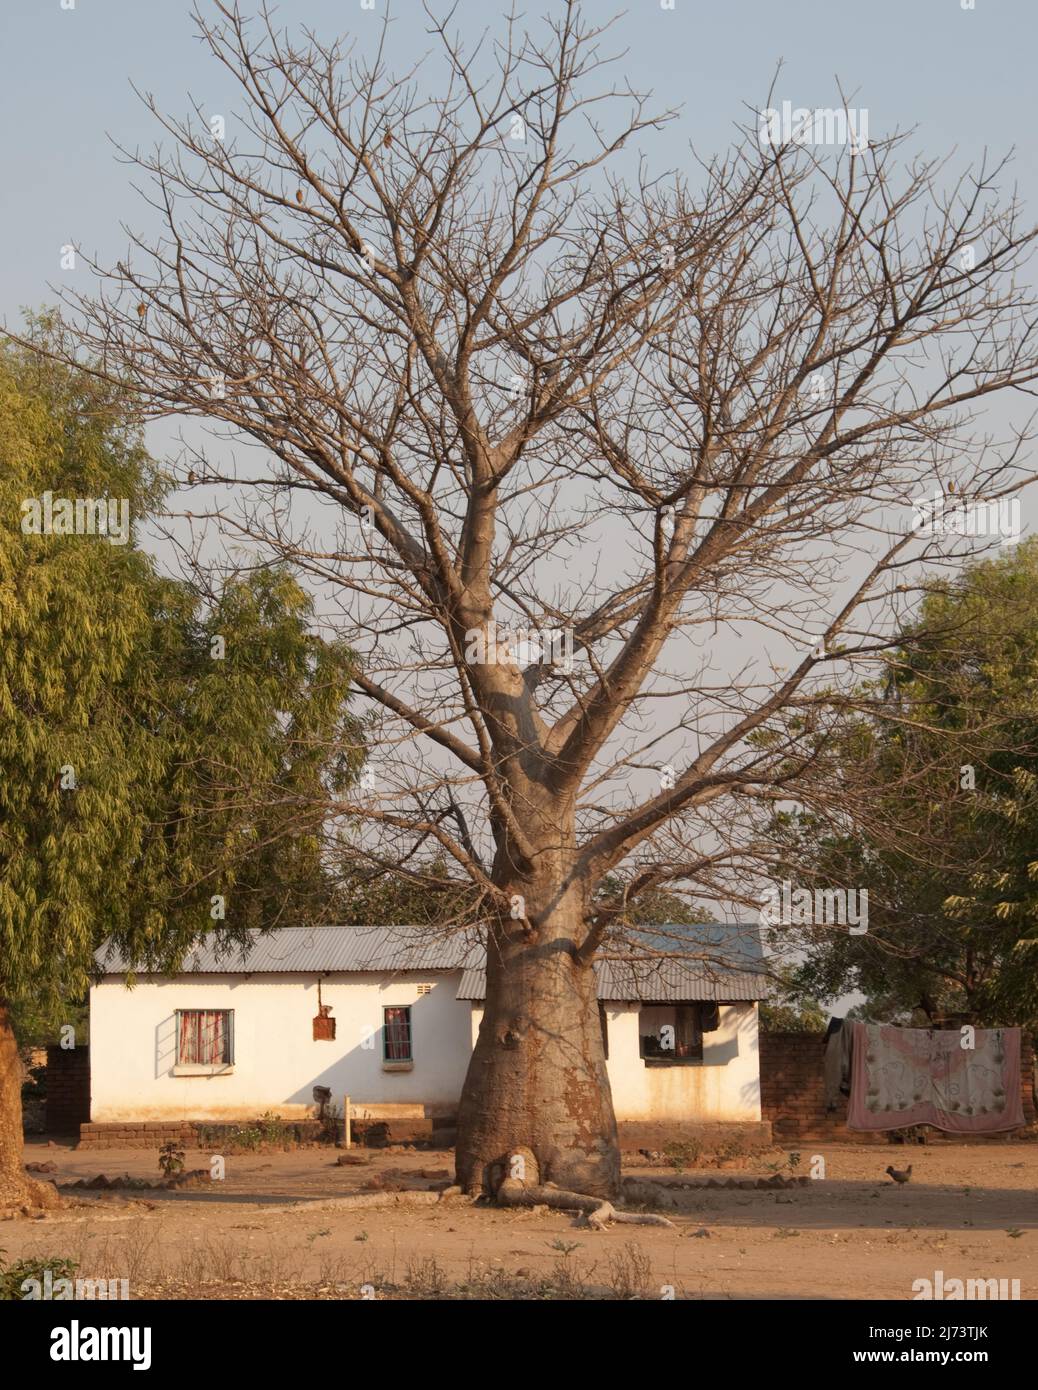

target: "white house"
[88,924,768,1134]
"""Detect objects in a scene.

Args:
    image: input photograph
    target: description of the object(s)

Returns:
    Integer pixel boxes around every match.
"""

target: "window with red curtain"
[383,1007,412,1062]
[177,1010,233,1065]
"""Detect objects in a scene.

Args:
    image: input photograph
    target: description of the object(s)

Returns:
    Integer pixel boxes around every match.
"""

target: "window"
[383,1006,413,1063]
[176,1009,233,1067]
[639,1004,703,1064]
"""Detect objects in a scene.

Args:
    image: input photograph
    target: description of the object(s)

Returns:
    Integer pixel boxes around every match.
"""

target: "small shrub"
[0,1250,79,1301]
[258,1111,287,1145]
[318,1102,342,1145]
[547,1239,581,1256]
[607,1243,654,1300]
[714,1136,745,1163]
[21,1063,47,1103]
[404,1256,447,1296]
[158,1140,185,1178]
[663,1139,702,1171]
[228,1126,264,1151]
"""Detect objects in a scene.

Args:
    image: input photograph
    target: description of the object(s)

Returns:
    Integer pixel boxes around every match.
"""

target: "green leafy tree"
[759,968,828,1034]
[594,875,713,932]
[0,335,359,1207]
[773,541,1038,1030]
[334,854,478,928]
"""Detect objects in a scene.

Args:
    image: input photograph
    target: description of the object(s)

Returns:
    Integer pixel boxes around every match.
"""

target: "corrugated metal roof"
[455,966,766,1002]
[595,956,768,1002]
[456,966,491,999]
[622,921,765,969]
[96,922,769,1001]
[96,925,482,977]
[457,951,769,1003]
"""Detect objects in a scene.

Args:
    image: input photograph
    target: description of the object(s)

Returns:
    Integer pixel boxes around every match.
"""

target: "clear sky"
[2,0,1036,330]
[5,1,1035,616]
[3,0,1036,511]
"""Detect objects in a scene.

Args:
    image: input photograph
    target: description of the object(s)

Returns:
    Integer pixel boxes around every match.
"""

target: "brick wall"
[77,1116,452,1149]
[617,1120,773,1152]
[45,1045,91,1133]
[78,1122,197,1150]
[78,1120,318,1150]
[760,1030,1037,1142]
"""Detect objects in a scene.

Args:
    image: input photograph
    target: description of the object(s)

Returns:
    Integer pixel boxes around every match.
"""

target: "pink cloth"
[846,1022,1023,1133]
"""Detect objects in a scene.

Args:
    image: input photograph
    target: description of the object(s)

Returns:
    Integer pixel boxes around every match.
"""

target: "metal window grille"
[382,1006,413,1062]
[176,1009,233,1065]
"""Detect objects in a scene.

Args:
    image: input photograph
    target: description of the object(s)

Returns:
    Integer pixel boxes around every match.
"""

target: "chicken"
[885,1164,912,1185]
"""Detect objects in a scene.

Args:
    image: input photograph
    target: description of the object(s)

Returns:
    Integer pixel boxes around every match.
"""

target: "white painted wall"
[468,1001,761,1122]
[603,1002,761,1122]
[89,972,473,1122]
[90,974,760,1124]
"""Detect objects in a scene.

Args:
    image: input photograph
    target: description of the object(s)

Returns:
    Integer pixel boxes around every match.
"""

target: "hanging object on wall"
[313,978,336,1041]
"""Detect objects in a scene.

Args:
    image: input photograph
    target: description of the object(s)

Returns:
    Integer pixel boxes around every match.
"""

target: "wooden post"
[344,1095,352,1150]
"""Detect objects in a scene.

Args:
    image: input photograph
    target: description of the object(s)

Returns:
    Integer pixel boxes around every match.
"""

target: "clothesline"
[823,1021,1024,1134]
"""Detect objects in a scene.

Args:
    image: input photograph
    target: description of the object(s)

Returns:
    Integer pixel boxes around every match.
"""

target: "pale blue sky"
[3,0,1034,567]
[1,0,1036,326]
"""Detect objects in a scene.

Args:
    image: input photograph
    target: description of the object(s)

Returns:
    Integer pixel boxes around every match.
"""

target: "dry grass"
[31,1232,679,1300]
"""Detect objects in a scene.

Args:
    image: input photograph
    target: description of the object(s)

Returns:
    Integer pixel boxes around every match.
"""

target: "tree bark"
[456,902,620,1199]
[0,998,61,1211]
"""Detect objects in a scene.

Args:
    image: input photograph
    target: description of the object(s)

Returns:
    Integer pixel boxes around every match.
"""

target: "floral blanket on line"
[846,1023,1024,1133]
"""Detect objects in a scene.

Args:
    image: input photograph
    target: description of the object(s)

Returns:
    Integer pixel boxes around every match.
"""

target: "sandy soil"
[5,1136,1037,1299]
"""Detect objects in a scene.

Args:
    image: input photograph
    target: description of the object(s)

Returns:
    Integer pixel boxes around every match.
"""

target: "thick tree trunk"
[456,905,620,1199]
[0,998,60,1211]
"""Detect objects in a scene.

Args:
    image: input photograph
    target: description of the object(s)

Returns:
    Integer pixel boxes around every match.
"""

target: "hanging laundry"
[846,1022,1024,1133]
[823,1017,854,1112]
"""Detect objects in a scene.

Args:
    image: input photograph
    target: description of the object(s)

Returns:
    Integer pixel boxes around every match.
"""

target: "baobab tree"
[44,1,1038,1198]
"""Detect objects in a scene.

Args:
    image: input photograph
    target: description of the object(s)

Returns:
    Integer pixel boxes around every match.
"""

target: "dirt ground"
[6,1135,1037,1299]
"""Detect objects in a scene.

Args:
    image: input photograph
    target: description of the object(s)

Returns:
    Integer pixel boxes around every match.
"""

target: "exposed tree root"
[254,1188,471,1218]
[491,1147,675,1230]
[496,1178,675,1229]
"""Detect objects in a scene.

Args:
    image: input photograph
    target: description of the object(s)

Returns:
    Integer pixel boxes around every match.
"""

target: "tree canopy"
[0,332,361,1015]
[771,540,1038,1028]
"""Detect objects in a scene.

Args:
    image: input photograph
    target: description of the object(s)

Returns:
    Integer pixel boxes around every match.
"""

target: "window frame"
[382,1005,414,1069]
[173,1008,235,1075]
[638,1002,704,1066]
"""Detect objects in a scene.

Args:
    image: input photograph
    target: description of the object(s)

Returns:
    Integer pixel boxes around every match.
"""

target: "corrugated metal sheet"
[456,956,769,1003]
[621,921,765,968]
[598,922,769,1000]
[456,922,769,1001]
[96,921,769,1001]
[456,966,489,1000]
[595,956,769,1002]
[96,925,482,977]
